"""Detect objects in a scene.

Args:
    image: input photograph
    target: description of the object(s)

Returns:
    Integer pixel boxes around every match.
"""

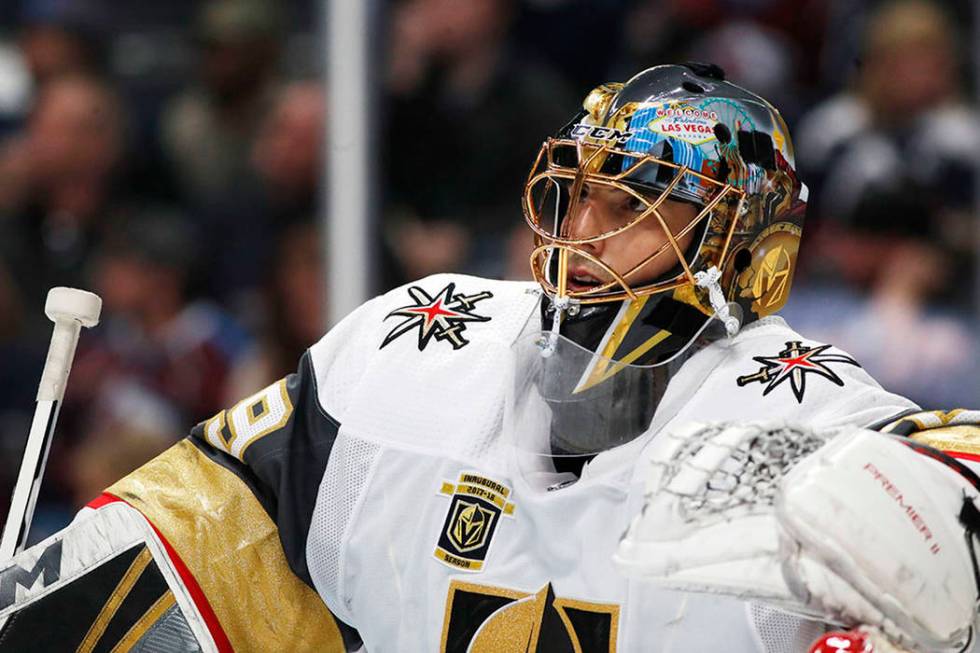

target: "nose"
[564,198,603,255]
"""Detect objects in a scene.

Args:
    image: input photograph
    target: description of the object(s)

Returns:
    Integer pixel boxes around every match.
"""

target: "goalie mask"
[513,63,807,465]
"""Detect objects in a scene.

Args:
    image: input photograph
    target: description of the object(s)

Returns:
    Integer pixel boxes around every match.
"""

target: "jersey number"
[203,379,294,461]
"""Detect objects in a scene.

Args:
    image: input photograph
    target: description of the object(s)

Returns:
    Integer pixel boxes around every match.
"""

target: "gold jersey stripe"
[885,409,978,432]
[108,590,176,653]
[912,426,980,456]
[76,547,153,653]
[107,440,345,652]
[885,409,980,458]
[470,584,550,653]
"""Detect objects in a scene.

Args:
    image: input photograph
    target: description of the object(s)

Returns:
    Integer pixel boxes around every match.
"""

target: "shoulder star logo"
[381,282,493,351]
[736,340,860,403]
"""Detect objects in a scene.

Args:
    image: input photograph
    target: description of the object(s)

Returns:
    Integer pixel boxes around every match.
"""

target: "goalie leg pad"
[0,501,217,652]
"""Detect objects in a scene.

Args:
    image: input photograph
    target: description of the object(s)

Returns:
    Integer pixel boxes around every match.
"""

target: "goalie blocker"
[0,499,209,651]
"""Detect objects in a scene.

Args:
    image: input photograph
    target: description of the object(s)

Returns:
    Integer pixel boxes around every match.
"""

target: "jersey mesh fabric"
[307,432,382,624]
[459,396,509,470]
[748,602,826,652]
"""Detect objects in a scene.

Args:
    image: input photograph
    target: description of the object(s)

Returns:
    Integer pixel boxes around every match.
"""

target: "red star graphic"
[401,298,468,331]
[774,351,817,373]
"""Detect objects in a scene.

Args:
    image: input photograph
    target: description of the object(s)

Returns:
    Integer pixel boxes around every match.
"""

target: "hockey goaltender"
[2,63,980,653]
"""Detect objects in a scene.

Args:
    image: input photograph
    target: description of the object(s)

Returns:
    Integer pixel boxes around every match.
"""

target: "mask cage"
[523,138,746,304]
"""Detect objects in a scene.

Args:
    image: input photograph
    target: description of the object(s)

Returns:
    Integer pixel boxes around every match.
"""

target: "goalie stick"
[0,287,101,561]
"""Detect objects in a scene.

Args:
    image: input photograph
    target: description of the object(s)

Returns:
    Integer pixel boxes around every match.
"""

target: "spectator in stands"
[0,74,127,347]
[609,0,827,105]
[73,210,250,429]
[383,0,573,285]
[0,64,116,535]
[194,80,325,315]
[18,0,106,88]
[227,221,326,399]
[159,0,284,203]
[250,82,323,214]
[795,0,979,307]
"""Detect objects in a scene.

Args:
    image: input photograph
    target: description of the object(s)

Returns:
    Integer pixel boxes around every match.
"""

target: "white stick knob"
[36,288,102,402]
[45,286,102,326]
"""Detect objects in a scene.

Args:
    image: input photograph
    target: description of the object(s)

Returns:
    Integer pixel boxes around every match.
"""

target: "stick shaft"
[1,319,82,559]
[0,400,60,559]
[37,320,81,402]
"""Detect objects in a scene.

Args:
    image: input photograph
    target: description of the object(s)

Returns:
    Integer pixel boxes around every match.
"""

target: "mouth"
[564,268,606,293]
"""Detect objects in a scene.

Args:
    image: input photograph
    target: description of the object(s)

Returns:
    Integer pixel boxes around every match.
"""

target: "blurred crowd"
[0,0,976,541]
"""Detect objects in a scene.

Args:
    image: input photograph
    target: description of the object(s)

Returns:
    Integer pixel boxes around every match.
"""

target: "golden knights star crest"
[434,473,514,571]
[736,340,860,403]
[380,283,493,351]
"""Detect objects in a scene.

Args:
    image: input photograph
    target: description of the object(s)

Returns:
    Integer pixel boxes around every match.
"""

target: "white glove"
[614,422,980,652]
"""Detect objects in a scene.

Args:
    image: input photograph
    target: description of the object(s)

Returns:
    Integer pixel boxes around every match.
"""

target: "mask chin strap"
[541,294,572,357]
[693,266,741,337]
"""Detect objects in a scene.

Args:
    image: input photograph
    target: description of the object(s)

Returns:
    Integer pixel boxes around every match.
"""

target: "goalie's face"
[563,183,698,293]
[523,137,734,305]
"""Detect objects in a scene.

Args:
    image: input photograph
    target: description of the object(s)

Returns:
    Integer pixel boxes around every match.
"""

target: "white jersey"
[299,273,916,652]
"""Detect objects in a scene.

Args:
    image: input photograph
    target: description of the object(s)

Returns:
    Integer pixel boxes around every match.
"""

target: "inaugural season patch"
[381,283,493,351]
[434,472,514,572]
[737,340,860,403]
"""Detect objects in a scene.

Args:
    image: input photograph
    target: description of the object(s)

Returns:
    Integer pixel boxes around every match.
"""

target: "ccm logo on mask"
[570,123,634,145]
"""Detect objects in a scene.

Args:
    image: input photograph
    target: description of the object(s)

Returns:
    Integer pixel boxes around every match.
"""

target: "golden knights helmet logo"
[737,222,801,317]
[449,501,495,553]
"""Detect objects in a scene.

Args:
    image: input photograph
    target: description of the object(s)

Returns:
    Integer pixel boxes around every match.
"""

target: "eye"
[577,183,591,201]
[626,196,646,213]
